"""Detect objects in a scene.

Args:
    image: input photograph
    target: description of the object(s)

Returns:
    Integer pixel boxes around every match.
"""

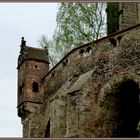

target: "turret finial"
[21,37,26,46]
[44,46,49,55]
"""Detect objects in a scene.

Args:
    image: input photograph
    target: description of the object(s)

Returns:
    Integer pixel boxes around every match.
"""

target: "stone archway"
[98,75,140,137]
[116,80,140,137]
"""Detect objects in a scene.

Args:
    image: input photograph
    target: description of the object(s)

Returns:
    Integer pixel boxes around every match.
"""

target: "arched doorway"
[99,79,140,137]
[117,80,140,137]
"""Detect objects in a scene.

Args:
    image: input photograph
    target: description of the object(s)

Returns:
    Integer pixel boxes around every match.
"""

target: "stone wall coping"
[42,23,140,81]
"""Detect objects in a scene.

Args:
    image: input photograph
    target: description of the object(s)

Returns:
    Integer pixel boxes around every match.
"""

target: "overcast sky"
[0,3,58,137]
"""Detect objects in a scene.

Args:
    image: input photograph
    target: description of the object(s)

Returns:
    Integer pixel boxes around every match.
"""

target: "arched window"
[32,82,39,92]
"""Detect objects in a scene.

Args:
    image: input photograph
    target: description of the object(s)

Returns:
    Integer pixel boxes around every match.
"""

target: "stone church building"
[17,3,140,138]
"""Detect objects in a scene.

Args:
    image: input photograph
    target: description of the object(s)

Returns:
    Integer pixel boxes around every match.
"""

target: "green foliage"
[39,34,70,68]
[56,3,106,47]
[39,3,106,67]
[38,35,58,67]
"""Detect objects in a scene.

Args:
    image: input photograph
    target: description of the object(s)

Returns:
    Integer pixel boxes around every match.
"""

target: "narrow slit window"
[32,82,39,92]
[19,83,24,94]
[19,86,22,94]
[45,119,50,137]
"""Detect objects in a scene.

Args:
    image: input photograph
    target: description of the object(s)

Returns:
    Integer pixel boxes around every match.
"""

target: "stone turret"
[17,37,49,137]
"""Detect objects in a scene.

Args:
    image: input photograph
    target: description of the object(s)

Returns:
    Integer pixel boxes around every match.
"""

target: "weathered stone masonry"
[17,3,140,138]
